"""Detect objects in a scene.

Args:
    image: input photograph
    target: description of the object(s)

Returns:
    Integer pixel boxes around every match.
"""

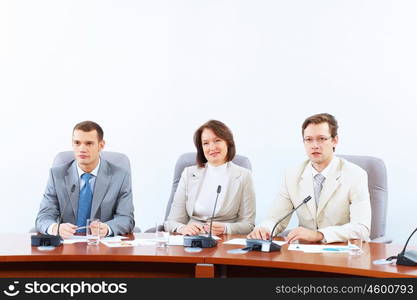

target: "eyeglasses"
[303,136,332,144]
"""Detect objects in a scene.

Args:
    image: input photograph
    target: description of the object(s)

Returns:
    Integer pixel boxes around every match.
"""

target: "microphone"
[393,227,417,266]
[246,195,312,252]
[57,184,76,241]
[208,185,222,237]
[31,184,76,248]
[184,185,222,248]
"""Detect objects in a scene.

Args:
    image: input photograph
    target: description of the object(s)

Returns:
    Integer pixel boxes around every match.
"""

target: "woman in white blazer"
[164,120,256,236]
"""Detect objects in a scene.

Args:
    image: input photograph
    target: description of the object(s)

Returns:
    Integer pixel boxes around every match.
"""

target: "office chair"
[338,155,390,243]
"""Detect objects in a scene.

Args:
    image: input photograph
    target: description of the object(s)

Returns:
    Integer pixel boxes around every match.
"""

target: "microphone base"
[396,250,417,266]
[184,235,217,248]
[31,234,62,247]
[246,239,281,252]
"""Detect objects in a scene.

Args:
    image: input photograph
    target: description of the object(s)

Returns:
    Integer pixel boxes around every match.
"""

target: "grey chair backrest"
[164,152,252,220]
[338,155,389,242]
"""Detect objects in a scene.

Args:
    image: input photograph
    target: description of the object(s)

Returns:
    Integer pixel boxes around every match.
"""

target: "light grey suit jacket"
[35,159,135,235]
[164,162,256,234]
[259,158,371,243]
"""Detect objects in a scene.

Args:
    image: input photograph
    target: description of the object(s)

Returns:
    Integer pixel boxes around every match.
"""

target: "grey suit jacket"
[164,162,256,234]
[259,158,371,243]
[35,159,135,235]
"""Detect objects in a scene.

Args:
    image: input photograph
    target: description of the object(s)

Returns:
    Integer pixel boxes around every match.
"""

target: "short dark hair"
[73,121,104,141]
[193,120,236,168]
[302,113,338,138]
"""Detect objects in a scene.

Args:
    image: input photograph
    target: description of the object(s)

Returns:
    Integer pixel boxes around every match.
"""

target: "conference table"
[0,233,416,278]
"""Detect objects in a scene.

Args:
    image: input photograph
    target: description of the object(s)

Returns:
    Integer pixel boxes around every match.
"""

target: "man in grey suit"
[36,121,135,238]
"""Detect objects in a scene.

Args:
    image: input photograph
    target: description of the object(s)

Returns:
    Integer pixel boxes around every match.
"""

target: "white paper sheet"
[100,235,222,247]
[101,239,141,248]
[288,244,355,253]
[62,235,127,244]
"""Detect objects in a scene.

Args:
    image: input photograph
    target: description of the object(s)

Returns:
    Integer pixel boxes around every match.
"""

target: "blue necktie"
[76,173,93,232]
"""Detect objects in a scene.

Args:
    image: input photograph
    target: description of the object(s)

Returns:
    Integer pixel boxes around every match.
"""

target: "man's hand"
[53,223,77,239]
[247,227,271,240]
[177,223,204,236]
[203,222,225,236]
[285,227,324,243]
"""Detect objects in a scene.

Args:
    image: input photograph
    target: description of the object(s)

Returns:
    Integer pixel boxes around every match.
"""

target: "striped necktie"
[313,173,325,206]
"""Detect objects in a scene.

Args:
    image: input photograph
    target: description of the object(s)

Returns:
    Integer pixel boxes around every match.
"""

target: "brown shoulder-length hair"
[193,120,236,168]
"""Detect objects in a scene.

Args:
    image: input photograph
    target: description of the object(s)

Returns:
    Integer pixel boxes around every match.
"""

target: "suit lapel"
[186,166,205,217]
[64,160,80,219]
[298,163,317,218]
[217,162,241,215]
[90,159,112,218]
[316,160,342,216]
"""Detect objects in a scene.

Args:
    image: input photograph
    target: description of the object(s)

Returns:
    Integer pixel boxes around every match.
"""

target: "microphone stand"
[56,184,76,241]
[246,196,312,252]
[388,227,417,266]
[31,184,76,247]
[183,185,222,248]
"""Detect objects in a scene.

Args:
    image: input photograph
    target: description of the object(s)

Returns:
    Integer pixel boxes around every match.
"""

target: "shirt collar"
[310,156,339,179]
[77,159,101,178]
[207,161,228,171]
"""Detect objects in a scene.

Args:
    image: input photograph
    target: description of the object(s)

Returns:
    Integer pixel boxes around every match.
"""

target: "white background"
[0,1,416,245]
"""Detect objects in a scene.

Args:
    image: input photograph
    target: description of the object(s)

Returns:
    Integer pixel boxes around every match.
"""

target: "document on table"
[101,239,143,248]
[288,244,355,253]
[223,238,287,246]
[101,237,161,248]
[62,235,128,244]
[100,234,222,247]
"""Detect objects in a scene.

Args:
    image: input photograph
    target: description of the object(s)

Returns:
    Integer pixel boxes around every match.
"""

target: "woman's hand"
[178,223,204,235]
[203,222,225,236]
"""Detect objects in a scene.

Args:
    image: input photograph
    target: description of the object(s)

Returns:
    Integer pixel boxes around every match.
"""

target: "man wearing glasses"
[248,113,371,243]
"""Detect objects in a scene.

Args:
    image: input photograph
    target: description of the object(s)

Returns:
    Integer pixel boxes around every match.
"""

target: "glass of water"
[87,218,101,246]
[155,223,169,248]
[348,238,363,256]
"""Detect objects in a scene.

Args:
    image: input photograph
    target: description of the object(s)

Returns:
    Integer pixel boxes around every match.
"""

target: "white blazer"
[259,158,371,243]
[164,162,256,234]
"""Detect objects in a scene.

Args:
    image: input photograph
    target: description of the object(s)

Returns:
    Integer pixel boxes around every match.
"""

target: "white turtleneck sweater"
[193,162,229,218]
